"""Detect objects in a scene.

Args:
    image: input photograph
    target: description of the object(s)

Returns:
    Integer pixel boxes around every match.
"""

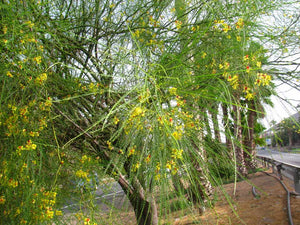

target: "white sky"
[262,83,300,128]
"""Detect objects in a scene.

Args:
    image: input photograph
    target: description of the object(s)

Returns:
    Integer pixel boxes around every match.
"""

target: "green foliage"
[204,137,235,180]
[1,0,299,224]
[269,115,300,148]
[0,2,62,223]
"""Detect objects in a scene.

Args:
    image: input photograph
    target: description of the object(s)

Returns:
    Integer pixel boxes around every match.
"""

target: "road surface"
[257,149,300,168]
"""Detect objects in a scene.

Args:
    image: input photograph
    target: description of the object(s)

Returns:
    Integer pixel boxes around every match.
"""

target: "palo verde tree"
[1,0,299,225]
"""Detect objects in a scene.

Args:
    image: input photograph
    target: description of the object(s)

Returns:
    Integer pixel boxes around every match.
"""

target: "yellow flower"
[246,66,250,73]
[245,91,254,100]
[256,73,271,86]
[8,178,18,188]
[81,155,90,163]
[33,56,42,64]
[45,97,52,107]
[132,107,144,117]
[3,26,7,34]
[75,170,89,179]
[166,162,172,170]
[172,131,182,140]
[155,163,160,173]
[128,146,135,157]
[46,209,54,219]
[16,208,21,215]
[171,167,179,175]
[222,23,231,33]
[227,75,239,89]
[113,116,120,125]
[133,29,140,38]
[55,210,63,216]
[256,61,262,68]
[224,62,230,70]
[175,20,182,29]
[145,154,151,163]
[20,219,27,224]
[131,162,141,172]
[84,218,91,225]
[107,141,114,150]
[169,87,177,95]
[0,196,5,204]
[236,36,241,42]
[25,140,37,150]
[155,174,161,181]
[172,149,183,159]
[236,18,244,29]
[28,37,36,42]
[166,160,175,170]
[6,71,13,78]
[35,73,47,85]
[25,21,34,28]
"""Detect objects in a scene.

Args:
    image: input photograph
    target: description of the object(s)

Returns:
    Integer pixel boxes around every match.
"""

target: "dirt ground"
[65,169,300,225]
[171,169,300,225]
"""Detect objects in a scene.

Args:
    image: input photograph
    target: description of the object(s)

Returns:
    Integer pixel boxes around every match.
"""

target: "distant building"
[262,111,300,147]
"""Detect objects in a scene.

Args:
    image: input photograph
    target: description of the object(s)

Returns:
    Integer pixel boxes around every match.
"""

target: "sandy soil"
[171,169,300,225]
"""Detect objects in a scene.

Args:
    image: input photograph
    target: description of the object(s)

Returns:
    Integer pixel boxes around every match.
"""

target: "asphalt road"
[257,149,300,168]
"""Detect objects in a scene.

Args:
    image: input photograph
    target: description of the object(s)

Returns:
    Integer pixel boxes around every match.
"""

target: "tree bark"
[222,103,233,156]
[243,100,257,171]
[118,176,158,225]
[188,140,214,214]
[288,130,293,148]
[210,104,221,143]
[202,109,212,137]
[232,103,248,177]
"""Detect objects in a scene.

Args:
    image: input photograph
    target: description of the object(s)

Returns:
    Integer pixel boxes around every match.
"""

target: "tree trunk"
[222,103,233,156]
[118,175,158,225]
[202,109,212,137]
[188,140,214,214]
[210,104,221,143]
[243,100,257,171]
[232,103,248,177]
[288,130,293,148]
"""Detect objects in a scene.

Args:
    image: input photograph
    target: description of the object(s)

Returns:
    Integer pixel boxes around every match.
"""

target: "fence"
[256,151,300,194]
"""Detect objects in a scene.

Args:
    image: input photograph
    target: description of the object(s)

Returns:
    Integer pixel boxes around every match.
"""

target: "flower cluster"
[226,74,239,90]
[76,170,90,181]
[34,73,47,85]
[0,3,61,224]
[220,52,272,100]
[243,86,254,100]
[213,20,231,33]
[255,73,272,86]
[130,15,164,53]
[175,20,183,29]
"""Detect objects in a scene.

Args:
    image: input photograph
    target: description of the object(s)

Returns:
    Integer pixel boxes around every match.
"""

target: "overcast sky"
[262,83,300,128]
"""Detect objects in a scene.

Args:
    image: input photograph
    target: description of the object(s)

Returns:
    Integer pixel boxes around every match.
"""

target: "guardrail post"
[294,168,300,194]
[276,163,283,180]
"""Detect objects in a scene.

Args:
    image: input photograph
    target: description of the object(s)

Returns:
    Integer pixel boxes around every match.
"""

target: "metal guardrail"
[256,153,300,194]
